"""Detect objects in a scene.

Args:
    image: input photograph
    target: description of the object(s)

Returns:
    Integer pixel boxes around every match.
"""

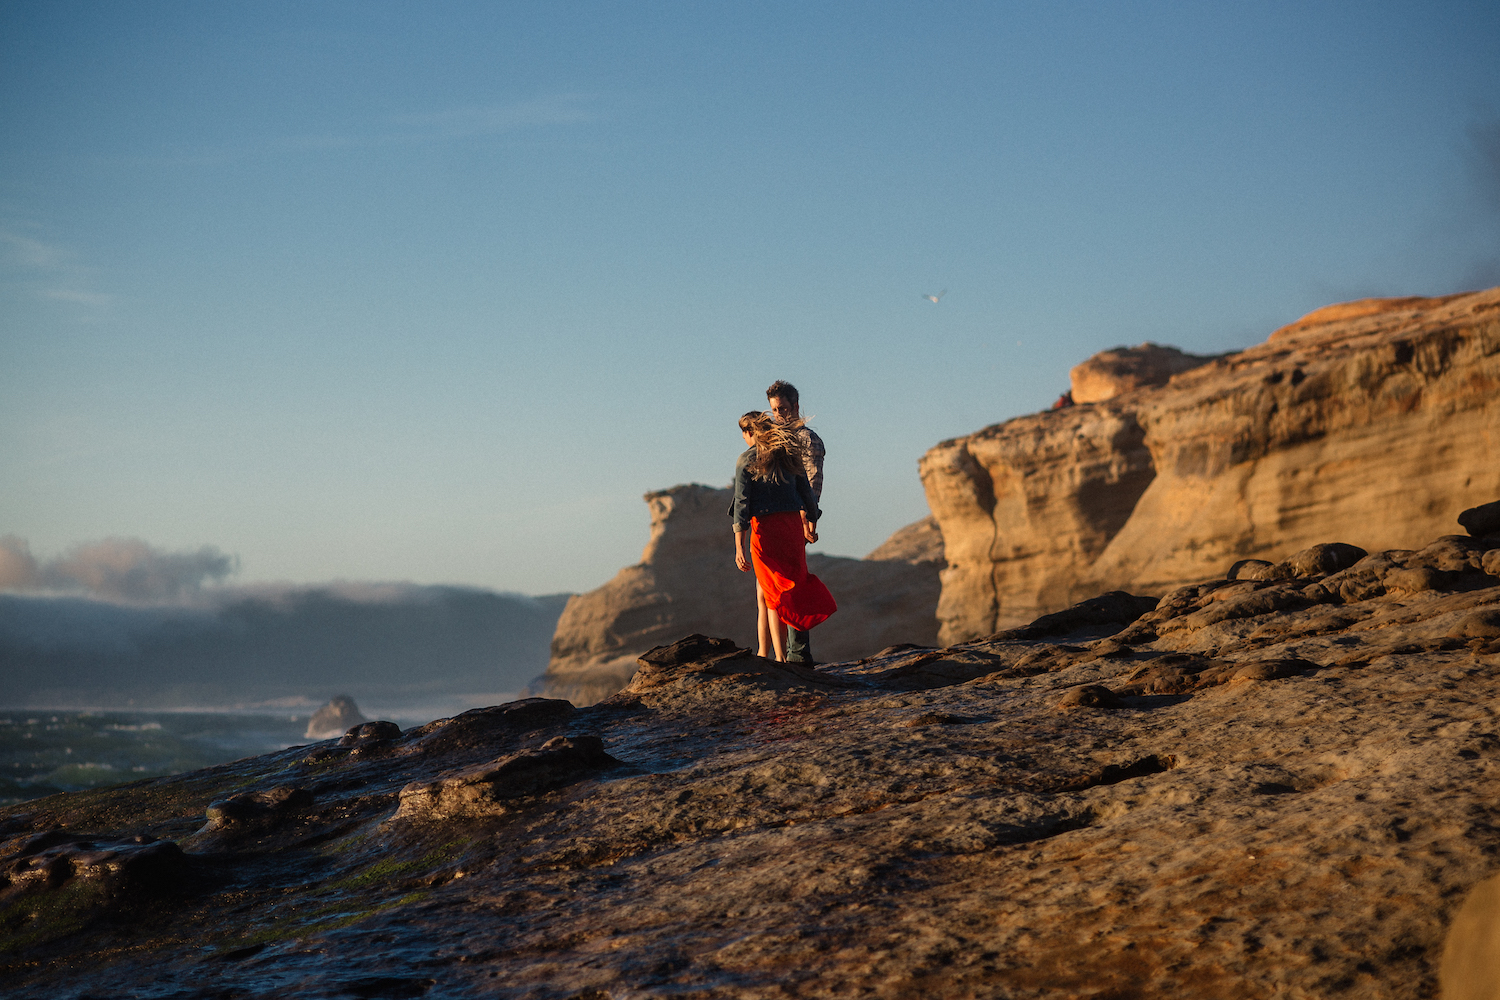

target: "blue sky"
[3,1,1498,597]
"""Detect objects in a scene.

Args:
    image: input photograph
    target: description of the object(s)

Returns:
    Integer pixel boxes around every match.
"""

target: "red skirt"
[750,511,837,631]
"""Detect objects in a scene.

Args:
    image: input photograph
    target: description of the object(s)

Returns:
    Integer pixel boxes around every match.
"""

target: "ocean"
[0,696,517,807]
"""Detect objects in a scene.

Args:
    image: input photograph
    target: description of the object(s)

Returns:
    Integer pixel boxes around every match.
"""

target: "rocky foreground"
[6,513,1500,998]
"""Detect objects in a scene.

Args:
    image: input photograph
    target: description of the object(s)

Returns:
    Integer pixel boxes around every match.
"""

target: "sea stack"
[304,695,368,740]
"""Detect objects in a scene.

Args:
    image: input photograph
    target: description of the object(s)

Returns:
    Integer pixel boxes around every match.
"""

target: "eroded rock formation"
[1068,341,1223,403]
[4,514,1500,997]
[534,484,944,705]
[923,287,1500,643]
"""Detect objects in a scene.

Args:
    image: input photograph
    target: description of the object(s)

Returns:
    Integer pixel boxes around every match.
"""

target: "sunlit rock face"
[4,518,1500,997]
[922,287,1500,644]
[1068,341,1223,403]
[535,485,944,705]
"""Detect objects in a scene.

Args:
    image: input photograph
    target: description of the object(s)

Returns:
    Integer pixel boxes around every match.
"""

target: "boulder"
[989,590,1160,642]
[199,786,315,840]
[922,287,1500,642]
[533,485,943,705]
[1056,684,1124,710]
[338,720,402,746]
[1458,500,1500,539]
[1227,558,1277,581]
[393,735,623,823]
[1281,542,1367,578]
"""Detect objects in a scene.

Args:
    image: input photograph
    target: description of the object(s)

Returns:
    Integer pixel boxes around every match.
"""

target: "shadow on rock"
[0,831,194,953]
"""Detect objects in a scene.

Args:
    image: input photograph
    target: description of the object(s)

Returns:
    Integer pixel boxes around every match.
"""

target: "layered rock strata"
[4,516,1500,996]
[922,287,1500,643]
[535,484,943,705]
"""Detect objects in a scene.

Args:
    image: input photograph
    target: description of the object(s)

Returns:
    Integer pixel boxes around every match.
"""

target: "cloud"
[143,94,601,167]
[0,585,572,711]
[0,535,574,711]
[0,536,237,602]
[390,94,597,140]
[0,225,112,310]
[0,230,70,270]
[39,288,114,307]
[281,94,598,151]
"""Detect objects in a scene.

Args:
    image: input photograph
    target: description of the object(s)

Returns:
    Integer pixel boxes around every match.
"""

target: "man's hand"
[802,516,819,545]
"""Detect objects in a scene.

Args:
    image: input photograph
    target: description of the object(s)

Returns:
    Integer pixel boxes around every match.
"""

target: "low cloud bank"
[0,584,571,710]
[0,536,572,711]
[0,536,236,602]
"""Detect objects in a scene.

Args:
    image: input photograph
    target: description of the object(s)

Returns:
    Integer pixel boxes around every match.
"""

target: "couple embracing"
[730,380,837,664]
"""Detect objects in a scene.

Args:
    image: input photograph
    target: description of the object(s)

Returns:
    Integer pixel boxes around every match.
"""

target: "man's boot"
[785,627,814,665]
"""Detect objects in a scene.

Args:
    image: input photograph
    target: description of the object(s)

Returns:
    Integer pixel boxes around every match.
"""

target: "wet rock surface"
[0,831,194,955]
[4,528,1500,997]
[393,736,626,824]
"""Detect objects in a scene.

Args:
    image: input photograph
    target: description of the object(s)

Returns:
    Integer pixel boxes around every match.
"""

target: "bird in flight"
[923,289,947,304]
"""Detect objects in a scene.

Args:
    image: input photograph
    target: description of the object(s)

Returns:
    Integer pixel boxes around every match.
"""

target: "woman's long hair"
[739,411,806,484]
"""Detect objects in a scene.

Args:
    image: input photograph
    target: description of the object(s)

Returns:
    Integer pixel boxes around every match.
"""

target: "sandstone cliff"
[922,287,1500,643]
[6,512,1500,997]
[533,485,943,704]
[1068,341,1223,403]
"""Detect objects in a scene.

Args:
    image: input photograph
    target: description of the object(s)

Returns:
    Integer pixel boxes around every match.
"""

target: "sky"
[2,0,1498,599]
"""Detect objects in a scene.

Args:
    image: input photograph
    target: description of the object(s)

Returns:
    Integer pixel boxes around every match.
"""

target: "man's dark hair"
[765,380,799,408]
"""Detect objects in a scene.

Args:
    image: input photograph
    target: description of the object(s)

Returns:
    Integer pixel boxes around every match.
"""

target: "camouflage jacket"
[796,426,825,499]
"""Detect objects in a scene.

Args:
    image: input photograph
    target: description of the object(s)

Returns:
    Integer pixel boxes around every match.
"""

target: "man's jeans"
[786,627,813,664]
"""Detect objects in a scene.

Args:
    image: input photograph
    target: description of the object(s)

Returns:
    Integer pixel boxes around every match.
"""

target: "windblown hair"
[765,380,798,408]
[739,410,806,484]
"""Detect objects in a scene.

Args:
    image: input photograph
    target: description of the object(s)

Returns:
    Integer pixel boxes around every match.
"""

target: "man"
[766,379,825,664]
[766,380,825,501]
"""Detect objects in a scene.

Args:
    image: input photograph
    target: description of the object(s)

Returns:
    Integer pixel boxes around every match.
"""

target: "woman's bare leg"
[768,608,787,662]
[755,583,772,658]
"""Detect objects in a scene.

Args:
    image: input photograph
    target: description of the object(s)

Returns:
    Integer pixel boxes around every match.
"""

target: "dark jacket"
[730,448,821,532]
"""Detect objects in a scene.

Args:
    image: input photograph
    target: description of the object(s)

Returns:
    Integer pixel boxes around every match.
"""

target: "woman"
[731,411,837,662]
